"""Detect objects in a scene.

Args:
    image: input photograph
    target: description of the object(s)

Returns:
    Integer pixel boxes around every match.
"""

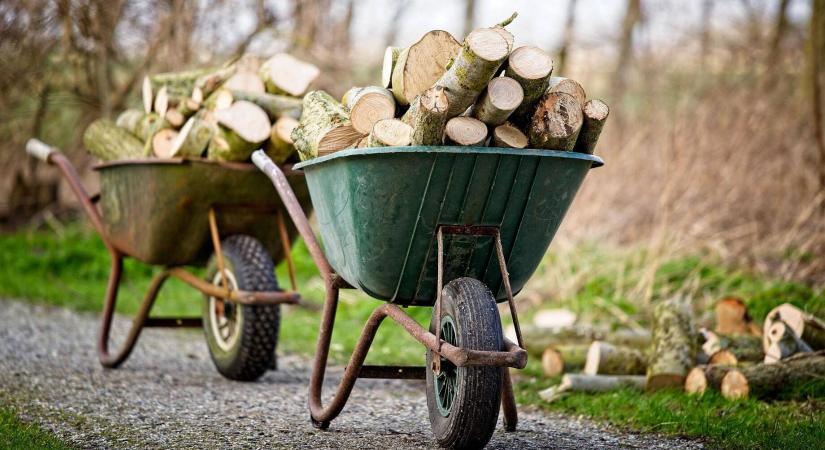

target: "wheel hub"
[208,269,240,351]
[434,315,458,417]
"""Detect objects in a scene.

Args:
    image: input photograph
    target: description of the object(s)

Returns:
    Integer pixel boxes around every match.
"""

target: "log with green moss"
[169,117,214,158]
[403,86,449,146]
[647,296,697,391]
[229,90,303,121]
[83,119,148,161]
[504,45,554,126]
[266,116,299,164]
[259,53,320,96]
[291,90,362,160]
[207,100,271,162]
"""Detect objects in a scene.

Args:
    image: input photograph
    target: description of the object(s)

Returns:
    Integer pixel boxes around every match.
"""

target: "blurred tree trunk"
[811,0,825,193]
[556,0,577,75]
[767,0,792,67]
[384,0,410,48]
[291,0,320,53]
[700,0,713,70]
[463,0,476,38]
[611,0,643,99]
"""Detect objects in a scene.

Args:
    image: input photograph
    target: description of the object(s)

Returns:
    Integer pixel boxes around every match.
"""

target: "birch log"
[366,118,412,147]
[291,91,362,159]
[259,53,320,96]
[230,90,303,120]
[573,99,609,154]
[207,100,271,162]
[492,123,528,148]
[584,341,647,375]
[342,86,396,134]
[435,27,511,117]
[405,86,449,146]
[504,45,554,126]
[647,296,696,391]
[444,117,487,146]
[266,116,299,164]
[83,119,148,161]
[528,92,583,151]
[391,30,461,106]
[169,117,213,158]
[382,46,401,89]
[541,344,589,377]
[470,77,524,126]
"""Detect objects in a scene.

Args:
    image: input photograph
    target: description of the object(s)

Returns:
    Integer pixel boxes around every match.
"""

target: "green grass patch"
[0,407,70,450]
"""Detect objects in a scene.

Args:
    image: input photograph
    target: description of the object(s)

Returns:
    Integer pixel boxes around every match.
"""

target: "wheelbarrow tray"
[94,158,311,266]
[294,146,602,306]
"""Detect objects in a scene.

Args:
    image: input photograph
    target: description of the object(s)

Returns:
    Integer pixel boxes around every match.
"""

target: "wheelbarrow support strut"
[253,151,527,432]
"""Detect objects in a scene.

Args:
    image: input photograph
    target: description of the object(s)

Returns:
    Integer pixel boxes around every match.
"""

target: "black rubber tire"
[202,235,280,381]
[425,277,503,449]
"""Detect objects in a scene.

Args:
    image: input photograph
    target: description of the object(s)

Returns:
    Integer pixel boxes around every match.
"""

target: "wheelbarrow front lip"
[293,145,604,170]
[93,157,303,175]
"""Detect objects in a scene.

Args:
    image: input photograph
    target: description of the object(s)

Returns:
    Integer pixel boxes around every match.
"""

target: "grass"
[1,224,824,449]
[0,407,70,450]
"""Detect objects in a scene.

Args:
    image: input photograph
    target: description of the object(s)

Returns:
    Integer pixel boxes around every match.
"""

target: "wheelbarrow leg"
[501,367,518,431]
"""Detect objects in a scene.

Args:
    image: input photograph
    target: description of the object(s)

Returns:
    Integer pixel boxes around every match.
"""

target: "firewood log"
[404,86,449,146]
[291,91,362,159]
[541,344,589,377]
[684,365,736,395]
[528,92,583,151]
[151,128,179,158]
[492,123,528,148]
[444,117,487,146]
[539,374,646,403]
[647,296,697,391]
[708,349,738,366]
[573,99,609,154]
[342,86,396,134]
[366,118,412,147]
[116,111,169,144]
[165,108,185,128]
[259,53,320,97]
[517,324,652,356]
[721,351,825,400]
[763,303,825,351]
[584,341,646,375]
[204,88,234,111]
[142,76,153,113]
[83,119,148,161]
[546,77,586,106]
[698,328,763,364]
[193,65,236,100]
[169,117,213,158]
[223,71,265,94]
[470,77,523,126]
[434,27,511,117]
[504,45,553,126]
[154,86,170,118]
[391,30,460,106]
[715,296,761,336]
[764,320,813,363]
[381,46,401,89]
[266,116,299,164]
[229,90,303,120]
[207,100,271,162]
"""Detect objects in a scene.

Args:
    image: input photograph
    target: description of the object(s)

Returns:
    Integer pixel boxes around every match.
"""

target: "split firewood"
[684,365,737,395]
[391,30,460,106]
[223,71,266,94]
[381,46,401,89]
[584,341,647,375]
[504,45,553,126]
[517,324,652,356]
[207,100,271,162]
[404,86,449,146]
[647,296,696,391]
[763,303,825,351]
[573,99,609,154]
[169,117,213,158]
[528,92,583,151]
[541,344,589,377]
[435,27,511,117]
[291,91,362,160]
[154,86,170,118]
[266,116,299,164]
[367,118,412,147]
[142,76,153,113]
[470,77,524,126]
[546,77,586,107]
[715,296,761,336]
[492,123,528,148]
[444,117,487,146]
[342,86,396,135]
[115,109,145,135]
[259,53,320,97]
[764,320,813,363]
[230,90,303,121]
[708,349,738,366]
[698,328,763,364]
[204,88,234,111]
[721,351,825,400]
[83,119,148,161]
[151,129,179,158]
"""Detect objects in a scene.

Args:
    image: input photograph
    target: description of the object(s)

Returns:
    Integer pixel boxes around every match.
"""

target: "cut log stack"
[83,53,318,163]
[289,12,609,161]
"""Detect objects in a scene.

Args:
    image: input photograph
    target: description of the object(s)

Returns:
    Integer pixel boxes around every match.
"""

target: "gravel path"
[0,300,703,449]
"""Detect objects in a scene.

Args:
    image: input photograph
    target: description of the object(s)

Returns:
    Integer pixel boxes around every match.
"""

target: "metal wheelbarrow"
[25,139,311,381]
[253,145,603,448]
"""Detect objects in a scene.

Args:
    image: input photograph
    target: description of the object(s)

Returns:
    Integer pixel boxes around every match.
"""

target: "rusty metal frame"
[41,150,298,369]
[254,152,526,431]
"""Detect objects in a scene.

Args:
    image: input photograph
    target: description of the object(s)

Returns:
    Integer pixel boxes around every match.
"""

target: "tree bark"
[528,92,583,151]
[721,351,825,400]
[612,0,643,98]
[504,45,554,127]
[470,77,523,126]
[584,341,646,375]
[391,30,460,106]
[492,123,528,148]
[542,344,589,376]
[767,0,792,67]
[810,0,825,193]
[291,90,361,159]
[230,90,303,121]
[434,27,511,117]
[342,86,396,134]
[444,117,487,146]
[647,296,696,391]
[404,86,449,146]
[83,119,148,161]
[562,374,646,392]
[573,99,609,154]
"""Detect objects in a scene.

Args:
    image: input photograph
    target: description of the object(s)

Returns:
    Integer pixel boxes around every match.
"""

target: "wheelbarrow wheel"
[425,277,503,449]
[202,235,280,381]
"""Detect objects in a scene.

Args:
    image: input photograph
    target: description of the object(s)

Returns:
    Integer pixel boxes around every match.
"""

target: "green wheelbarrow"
[25,139,311,381]
[253,145,603,448]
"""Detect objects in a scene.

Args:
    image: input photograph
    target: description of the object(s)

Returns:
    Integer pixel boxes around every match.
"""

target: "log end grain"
[709,349,738,366]
[317,125,363,156]
[547,77,586,107]
[151,129,179,158]
[214,100,271,144]
[684,367,708,395]
[445,116,487,146]
[529,92,583,151]
[721,369,750,400]
[368,118,412,147]
[392,30,460,105]
[224,71,266,94]
[349,88,396,135]
[542,348,565,377]
[492,123,528,148]
[466,27,511,62]
[260,53,320,96]
[507,45,553,82]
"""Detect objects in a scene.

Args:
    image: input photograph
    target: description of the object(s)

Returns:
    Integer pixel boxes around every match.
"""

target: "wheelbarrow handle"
[26,138,57,162]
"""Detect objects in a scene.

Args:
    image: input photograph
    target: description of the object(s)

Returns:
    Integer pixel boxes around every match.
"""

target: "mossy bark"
[404,86,449,146]
[207,125,257,161]
[230,90,303,120]
[83,119,148,161]
[291,90,357,160]
[647,296,697,391]
[171,117,213,158]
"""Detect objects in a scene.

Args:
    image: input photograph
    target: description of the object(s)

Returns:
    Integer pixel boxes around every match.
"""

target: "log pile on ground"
[292,12,610,161]
[535,297,825,404]
[83,53,317,164]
